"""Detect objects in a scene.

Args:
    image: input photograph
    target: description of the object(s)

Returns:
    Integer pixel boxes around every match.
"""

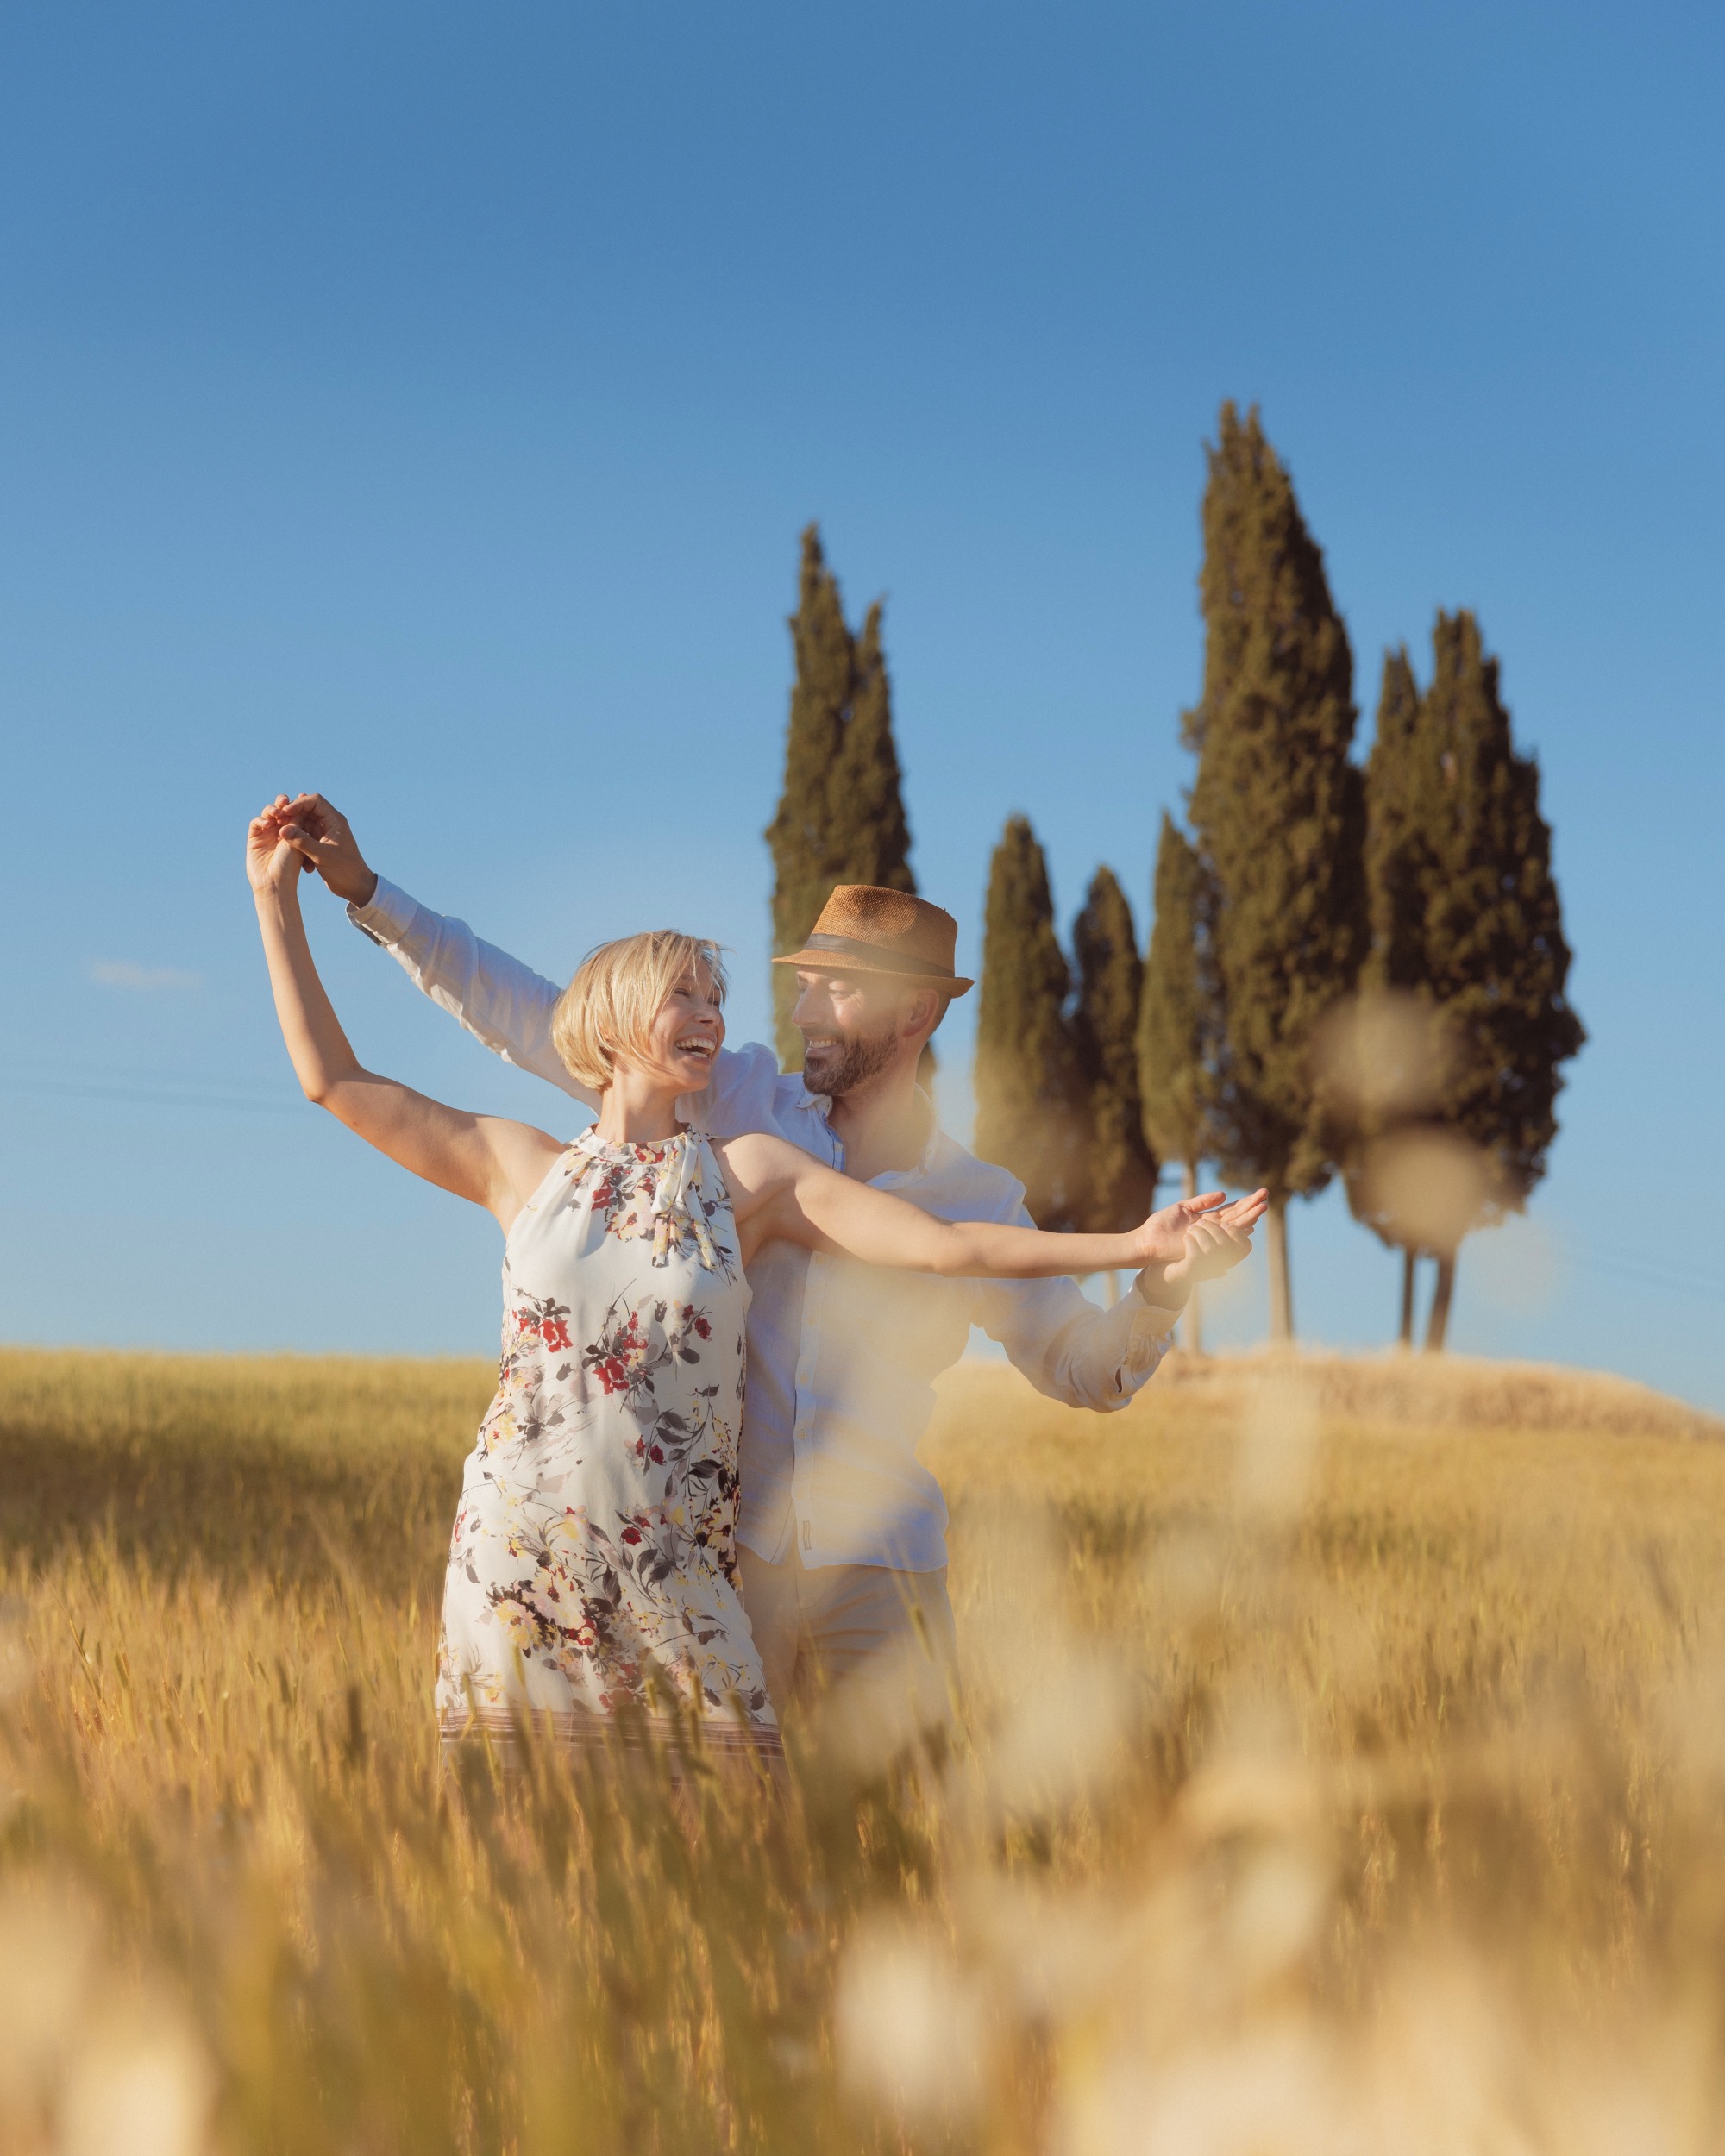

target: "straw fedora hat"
[771,885,973,996]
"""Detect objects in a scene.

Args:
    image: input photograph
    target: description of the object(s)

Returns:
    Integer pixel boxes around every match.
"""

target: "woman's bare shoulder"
[474,1113,567,1156]
[712,1128,810,1190]
[476,1116,568,1198]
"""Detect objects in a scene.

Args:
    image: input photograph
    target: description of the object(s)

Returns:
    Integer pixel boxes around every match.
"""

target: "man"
[266,793,1261,1727]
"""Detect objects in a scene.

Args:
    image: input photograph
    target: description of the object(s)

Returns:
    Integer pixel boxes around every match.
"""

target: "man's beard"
[799,1025,900,1097]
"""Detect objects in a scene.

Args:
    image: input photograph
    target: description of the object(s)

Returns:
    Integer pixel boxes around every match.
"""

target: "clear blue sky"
[3,2,1722,1402]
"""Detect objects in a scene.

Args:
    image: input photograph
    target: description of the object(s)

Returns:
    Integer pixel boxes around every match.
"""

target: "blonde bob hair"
[550,931,728,1093]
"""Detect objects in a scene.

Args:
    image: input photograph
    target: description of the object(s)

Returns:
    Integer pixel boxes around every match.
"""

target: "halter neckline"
[567,1125,717,1271]
[574,1125,694,1161]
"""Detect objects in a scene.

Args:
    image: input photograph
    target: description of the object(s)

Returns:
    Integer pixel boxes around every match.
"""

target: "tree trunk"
[1264,1197,1293,1344]
[1425,1250,1456,1352]
[1181,1159,1204,1357]
[1398,1247,1416,1349]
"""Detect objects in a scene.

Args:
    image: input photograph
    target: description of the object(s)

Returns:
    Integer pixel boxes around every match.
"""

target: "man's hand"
[1132,1188,1269,1306]
[263,793,378,907]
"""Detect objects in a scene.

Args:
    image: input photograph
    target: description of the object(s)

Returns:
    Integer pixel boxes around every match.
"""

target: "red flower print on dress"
[579,1298,671,1407]
[511,1293,574,1353]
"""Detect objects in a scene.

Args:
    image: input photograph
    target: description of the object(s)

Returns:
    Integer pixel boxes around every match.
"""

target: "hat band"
[800,931,956,977]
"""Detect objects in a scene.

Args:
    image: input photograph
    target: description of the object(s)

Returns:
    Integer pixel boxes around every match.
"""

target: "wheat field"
[3,1339,1725,2154]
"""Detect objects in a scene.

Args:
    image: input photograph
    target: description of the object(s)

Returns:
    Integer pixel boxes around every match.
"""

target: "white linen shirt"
[349,878,1180,1573]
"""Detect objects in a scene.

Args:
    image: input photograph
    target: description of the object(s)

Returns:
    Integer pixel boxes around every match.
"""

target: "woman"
[248,812,1260,1762]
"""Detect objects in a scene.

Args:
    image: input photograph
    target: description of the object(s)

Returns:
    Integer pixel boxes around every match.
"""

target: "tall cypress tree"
[1070,867,1157,1235]
[1364,611,1584,1349]
[765,525,916,1067]
[1183,403,1366,1341]
[1138,813,1216,1179]
[1361,648,1427,993]
[1137,814,1218,1348]
[1345,649,1434,1344]
[974,816,1081,1229]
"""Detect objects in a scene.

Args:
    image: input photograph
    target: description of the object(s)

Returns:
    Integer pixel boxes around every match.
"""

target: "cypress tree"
[1138,813,1217,1177]
[974,816,1081,1229]
[1361,648,1427,993]
[764,525,916,1068]
[1070,867,1158,1236]
[1346,649,1437,1343]
[1183,403,1366,1341]
[1361,611,1584,1349]
[1137,814,1218,1349]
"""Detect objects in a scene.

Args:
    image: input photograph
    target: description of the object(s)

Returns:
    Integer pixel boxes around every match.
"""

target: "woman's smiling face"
[634,964,725,1092]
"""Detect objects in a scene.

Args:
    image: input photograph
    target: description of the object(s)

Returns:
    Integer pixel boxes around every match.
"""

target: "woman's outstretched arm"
[718,1133,1266,1290]
[248,812,562,1228]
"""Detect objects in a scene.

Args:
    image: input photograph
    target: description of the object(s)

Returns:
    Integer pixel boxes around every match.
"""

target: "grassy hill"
[1,1343,1722,2153]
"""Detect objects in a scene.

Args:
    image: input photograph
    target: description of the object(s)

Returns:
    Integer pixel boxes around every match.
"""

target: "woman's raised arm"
[718,1132,1266,1290]
[248,812,561,1229]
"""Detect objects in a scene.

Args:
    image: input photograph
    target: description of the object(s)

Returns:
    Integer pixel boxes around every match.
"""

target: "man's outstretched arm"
[973,1185,1260,1413]
[268,793,593,1106]
[981,1257,1182,1415]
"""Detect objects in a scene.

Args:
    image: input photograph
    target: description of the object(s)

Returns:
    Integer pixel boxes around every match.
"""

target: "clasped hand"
[250,793,378,905]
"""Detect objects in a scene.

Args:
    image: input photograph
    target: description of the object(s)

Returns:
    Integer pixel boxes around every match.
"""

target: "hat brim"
[771,947,972,996]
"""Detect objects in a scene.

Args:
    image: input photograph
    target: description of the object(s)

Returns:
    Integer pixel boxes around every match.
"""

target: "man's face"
[794,968,914,1096]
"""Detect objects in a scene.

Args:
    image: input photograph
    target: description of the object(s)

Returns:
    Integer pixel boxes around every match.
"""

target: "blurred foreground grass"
[3,1342,1725,2153]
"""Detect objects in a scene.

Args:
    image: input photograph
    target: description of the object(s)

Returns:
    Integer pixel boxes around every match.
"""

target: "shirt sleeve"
[974,1198,1182,1413]
[347,876,595,1105]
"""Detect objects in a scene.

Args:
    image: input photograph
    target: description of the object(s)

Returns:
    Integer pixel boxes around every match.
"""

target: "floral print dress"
[436,1126,778,1758]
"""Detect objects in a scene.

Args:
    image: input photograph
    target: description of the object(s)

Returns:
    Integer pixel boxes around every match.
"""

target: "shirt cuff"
[347,874,414,949]
[1131,1271,1188,1331]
